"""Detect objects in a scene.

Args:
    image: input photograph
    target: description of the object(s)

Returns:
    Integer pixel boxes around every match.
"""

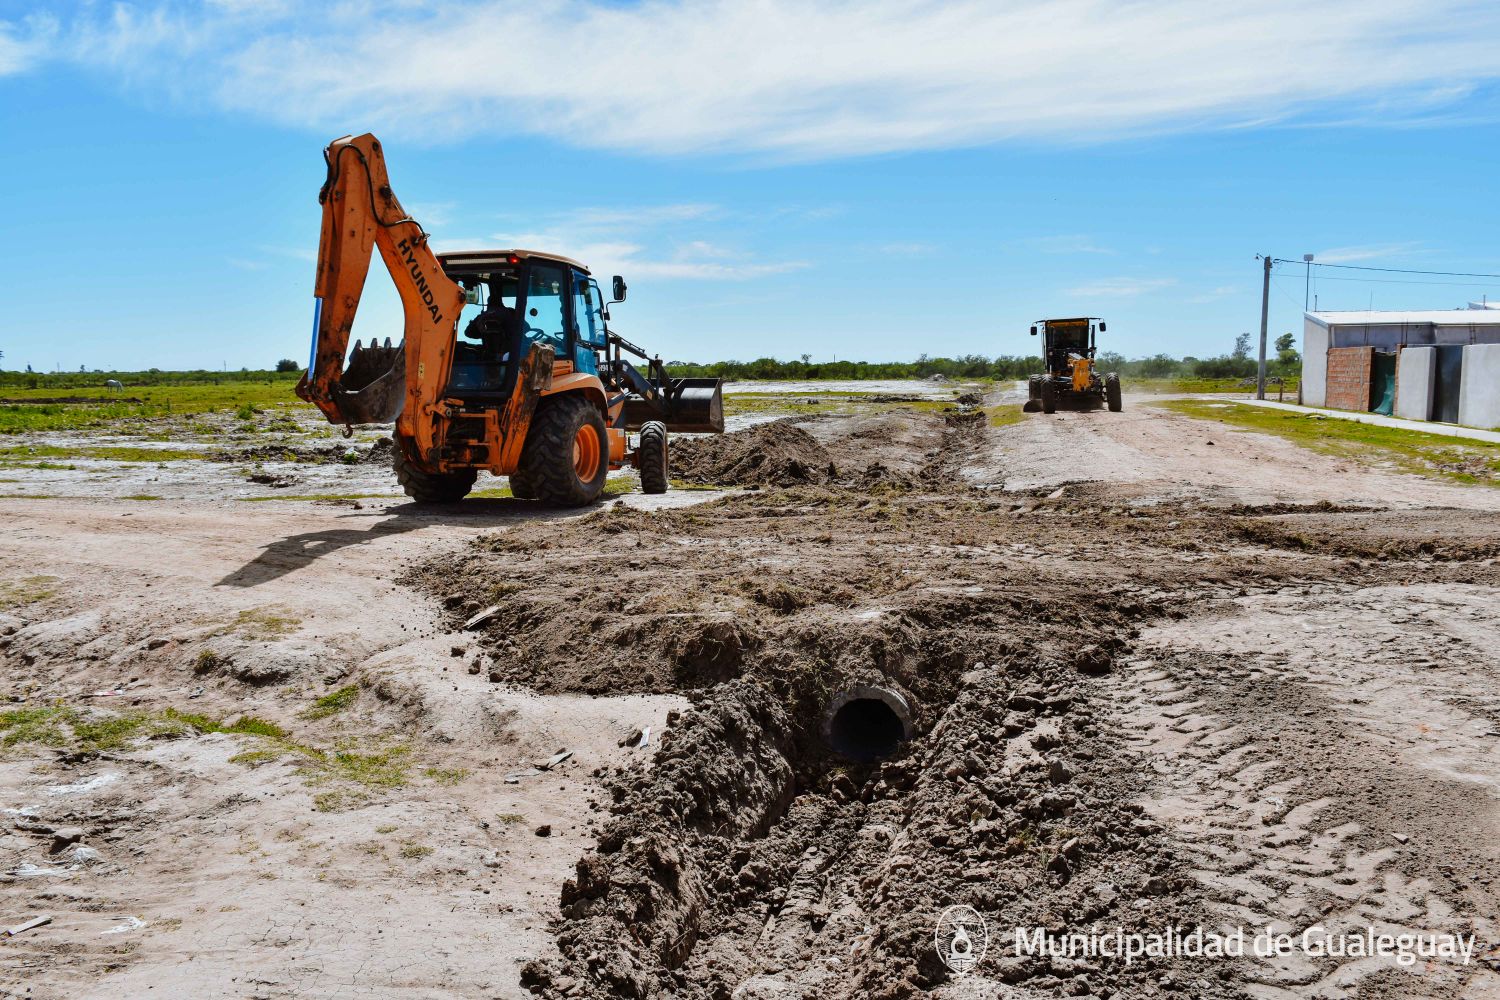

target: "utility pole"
[1256,255,1271,400]
[1303,253,1314,309]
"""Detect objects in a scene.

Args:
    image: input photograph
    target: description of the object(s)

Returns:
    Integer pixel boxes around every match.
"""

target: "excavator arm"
[294,133,464,457]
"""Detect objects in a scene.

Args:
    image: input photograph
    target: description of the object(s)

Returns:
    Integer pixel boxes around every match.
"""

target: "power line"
[1271,257,1500,280]
[1279,273,1498,288]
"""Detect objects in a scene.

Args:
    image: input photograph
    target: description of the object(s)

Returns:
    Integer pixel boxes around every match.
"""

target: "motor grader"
[1023,316,1122,414]
[295,133,722,505]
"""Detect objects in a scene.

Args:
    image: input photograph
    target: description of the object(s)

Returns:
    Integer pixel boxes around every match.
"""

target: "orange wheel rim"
[573,425,601,480]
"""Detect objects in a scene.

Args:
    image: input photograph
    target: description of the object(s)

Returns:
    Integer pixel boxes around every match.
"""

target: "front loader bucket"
[333,339,406,424]
[664,377,724,433]
[620,377,723,433]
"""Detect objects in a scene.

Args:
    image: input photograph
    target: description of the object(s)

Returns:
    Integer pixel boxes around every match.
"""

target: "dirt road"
[2,390,1497,999]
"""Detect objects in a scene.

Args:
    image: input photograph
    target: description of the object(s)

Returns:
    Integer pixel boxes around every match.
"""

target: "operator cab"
[439,249,615,400]
[1031,317,1104,375]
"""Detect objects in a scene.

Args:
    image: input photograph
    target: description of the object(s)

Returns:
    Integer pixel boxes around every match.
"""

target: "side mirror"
[463,287,483,306]
[1098,322,1106,332]
[611,275,627,303]
[1029,326,1037,336]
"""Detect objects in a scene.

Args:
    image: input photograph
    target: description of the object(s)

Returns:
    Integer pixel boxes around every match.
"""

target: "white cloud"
[1314,242,1429,263]
[479,206,808,281]
[22,1,1500,159]
[1032,235,1114,255]
[1066,277,1177,297]
[1186,285,1238,303]
[0,15,56,76]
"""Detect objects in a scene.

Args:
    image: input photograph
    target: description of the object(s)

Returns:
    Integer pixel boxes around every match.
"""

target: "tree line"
[665,333,1301,381]
[2,334,1301,388]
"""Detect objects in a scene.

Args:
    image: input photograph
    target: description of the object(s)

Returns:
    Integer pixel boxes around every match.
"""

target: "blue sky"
[2,0,1499,372]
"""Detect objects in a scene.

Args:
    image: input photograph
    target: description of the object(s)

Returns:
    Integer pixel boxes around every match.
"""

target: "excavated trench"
[406,405,1500,998]
[406,407,1228,997]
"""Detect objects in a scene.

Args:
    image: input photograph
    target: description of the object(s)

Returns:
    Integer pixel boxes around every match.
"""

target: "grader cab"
[1023,317,1122,414]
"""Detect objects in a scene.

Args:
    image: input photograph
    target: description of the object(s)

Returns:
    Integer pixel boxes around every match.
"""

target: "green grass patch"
[0,379,307,435]
[0,444,205,464]
[212,606,301,640]
[1155,399,1500,485]
[1132,376,1300,395]
[163,707,289,739]
[423,766,469,786]
[0,705,73,748]
[988,403,1025,427]
[303,684,359,720]
[237,493,390,503]
[0,574,59,609]
[2,705,201,754]
[123,494,162,501]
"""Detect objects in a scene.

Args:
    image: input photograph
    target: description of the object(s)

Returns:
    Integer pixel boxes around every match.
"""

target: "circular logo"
[934,905,989,975]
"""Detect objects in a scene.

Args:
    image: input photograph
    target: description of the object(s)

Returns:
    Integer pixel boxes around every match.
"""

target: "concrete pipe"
[823,684,914,762]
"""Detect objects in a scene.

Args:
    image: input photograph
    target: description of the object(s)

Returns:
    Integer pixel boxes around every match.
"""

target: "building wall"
[1458,343,1500,430]
[1325,346,1373,411]
[1302,320,1329,407]
[1394,346,1435,421]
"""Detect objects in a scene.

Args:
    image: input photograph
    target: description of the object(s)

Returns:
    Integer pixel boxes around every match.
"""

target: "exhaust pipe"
[823,685,914,762]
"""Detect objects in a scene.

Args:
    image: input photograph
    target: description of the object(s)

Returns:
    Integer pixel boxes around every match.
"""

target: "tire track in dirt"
[1112,580,1500,998]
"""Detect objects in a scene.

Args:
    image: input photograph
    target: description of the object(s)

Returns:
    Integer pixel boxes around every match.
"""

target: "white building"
[1302,310,1500,428]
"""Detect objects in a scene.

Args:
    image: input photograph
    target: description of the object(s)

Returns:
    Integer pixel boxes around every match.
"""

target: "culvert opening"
[825,688,913,762]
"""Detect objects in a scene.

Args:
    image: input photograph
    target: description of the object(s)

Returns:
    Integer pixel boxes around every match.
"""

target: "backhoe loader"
[295,133,722,505]
[1023,317,1122,414]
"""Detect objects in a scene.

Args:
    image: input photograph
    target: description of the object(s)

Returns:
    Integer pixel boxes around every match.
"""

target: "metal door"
[1433,345,1464,424]
[1370,351,1396,415]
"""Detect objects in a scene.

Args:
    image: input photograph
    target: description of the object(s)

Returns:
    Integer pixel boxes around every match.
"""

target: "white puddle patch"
[7,862,72,879]
[101,916,147,935]
[44,772,119,796]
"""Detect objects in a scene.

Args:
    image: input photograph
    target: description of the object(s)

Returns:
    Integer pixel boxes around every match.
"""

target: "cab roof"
[1036,317,1102,325]
[438,249,589,273]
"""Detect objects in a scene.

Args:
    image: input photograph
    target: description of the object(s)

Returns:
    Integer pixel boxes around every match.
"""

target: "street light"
[1303,253,1314,311]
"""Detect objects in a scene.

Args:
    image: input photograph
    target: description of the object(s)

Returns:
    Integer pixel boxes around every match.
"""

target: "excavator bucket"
[618,376,724,433]
[662,377,724,433]
[332,338,406,425]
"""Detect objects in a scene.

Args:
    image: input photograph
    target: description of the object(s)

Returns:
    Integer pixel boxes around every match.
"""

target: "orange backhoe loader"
[295,133,723,505]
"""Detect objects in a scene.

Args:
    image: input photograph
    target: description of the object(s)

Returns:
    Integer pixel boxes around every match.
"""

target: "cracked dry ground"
[3,396,1500,999]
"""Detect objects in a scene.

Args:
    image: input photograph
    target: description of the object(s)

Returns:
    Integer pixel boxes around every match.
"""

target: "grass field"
[1156,399,1500,485]
[1131,376,1299,395]
[0,377,304,434]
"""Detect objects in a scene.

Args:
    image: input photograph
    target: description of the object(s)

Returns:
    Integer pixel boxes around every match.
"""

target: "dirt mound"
[671,419,834,487]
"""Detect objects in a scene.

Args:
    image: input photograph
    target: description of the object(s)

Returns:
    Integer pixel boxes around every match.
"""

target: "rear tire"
[393,438,476,503]
[638,421,668,495]
[1105,373,1123,412]
[1041,379,1057,414]
[519,394,610,507]
[507,469,537,500]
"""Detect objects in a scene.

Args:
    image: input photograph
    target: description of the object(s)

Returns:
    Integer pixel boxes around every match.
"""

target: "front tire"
[393,437,476,503]
[638,421,668,495]
[1105,373,1123,412]
[519,394,610,507]
[1041,379,1057,414]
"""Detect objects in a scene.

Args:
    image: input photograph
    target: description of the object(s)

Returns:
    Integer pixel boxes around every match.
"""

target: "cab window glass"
[524,264,567,354]
[572,273,607,347]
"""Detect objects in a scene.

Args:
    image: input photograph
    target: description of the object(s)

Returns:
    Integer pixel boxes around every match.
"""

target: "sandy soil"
[2,385,1498,999]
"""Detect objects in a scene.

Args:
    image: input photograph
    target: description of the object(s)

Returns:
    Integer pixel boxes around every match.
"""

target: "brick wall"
[1325,346,1373,411]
